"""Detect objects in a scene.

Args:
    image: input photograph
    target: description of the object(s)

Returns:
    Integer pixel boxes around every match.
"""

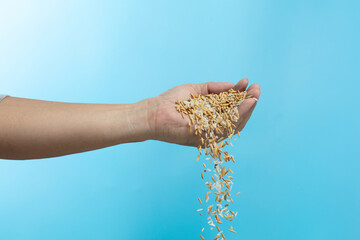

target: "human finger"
[198,82,235,95]
[233,78,249,92]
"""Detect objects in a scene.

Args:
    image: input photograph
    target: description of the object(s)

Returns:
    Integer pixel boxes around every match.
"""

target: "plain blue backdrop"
[0,0,359,239]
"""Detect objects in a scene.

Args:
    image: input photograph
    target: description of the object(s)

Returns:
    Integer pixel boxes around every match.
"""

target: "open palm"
[147,79,261,147]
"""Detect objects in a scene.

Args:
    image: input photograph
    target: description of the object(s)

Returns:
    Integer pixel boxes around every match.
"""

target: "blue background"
[1,0,359,239]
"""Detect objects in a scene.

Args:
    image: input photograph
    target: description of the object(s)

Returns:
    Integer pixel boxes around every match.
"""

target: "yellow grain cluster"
[175,88,253,240]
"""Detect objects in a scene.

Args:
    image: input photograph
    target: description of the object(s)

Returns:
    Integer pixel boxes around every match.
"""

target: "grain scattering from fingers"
[175,88,248,240]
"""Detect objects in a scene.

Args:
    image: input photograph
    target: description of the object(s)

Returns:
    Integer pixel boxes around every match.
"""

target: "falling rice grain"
[175,88,249,239]
[229,226,236,233]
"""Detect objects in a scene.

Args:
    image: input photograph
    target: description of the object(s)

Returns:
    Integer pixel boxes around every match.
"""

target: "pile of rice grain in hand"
[175,88,256,240]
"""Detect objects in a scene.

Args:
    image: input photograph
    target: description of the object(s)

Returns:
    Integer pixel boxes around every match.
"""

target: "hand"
[145,79,261,146]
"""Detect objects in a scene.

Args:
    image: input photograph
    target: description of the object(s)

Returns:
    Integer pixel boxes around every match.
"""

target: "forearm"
[0,97,153,160]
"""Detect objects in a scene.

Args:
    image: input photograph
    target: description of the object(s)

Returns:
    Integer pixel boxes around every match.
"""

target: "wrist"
[104,101,154,144]
[135,97,159,140]
[130,97,159,142]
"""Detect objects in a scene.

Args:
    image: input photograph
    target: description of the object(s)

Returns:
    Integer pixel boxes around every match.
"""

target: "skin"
[0,78,260,160]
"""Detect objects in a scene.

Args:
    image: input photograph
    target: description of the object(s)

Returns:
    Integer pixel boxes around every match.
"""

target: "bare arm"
[0,97,154,159]
[0,79,260,160]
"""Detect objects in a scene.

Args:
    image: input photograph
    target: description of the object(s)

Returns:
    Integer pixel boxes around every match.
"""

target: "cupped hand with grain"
[145,78,261,147]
